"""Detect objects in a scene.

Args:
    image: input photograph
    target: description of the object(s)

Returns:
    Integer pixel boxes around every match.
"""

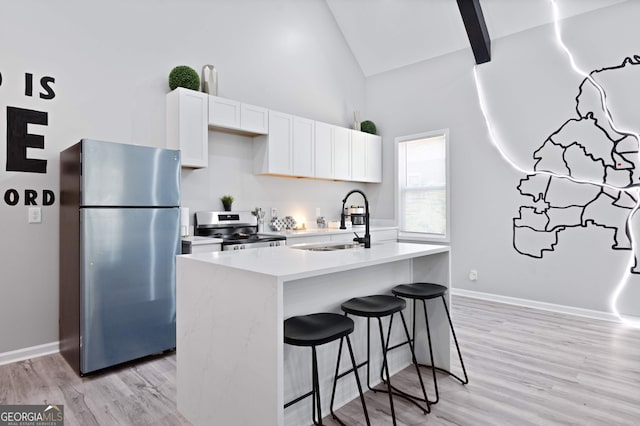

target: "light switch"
[28,207,42,224]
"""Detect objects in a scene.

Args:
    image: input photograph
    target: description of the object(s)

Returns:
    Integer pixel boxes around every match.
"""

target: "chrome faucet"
[340,189,370,248]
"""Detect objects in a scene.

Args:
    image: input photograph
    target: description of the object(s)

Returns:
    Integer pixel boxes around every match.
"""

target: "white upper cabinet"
[292,116,315,177]
[209,96,268,135]
[350,130,382,183]
[167,89,380,180]
[314,121,333,179]
[351,130,366,182]
[254,111,315,177]
[166,88,208,168]
[240,103,269,134]
[333,126,351,180]
[365,133,382,183]
[208,96,240,129]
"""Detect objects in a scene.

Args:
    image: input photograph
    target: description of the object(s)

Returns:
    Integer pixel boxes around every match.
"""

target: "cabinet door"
[292,116,314,177]
[351,130,366,182]
[209,96,241,129]
[166,88,208,168]
[314,122,333,179]
[241,103,268,134]
[267,111,293,175]
[334,126,351,180]
[365,134,382,183]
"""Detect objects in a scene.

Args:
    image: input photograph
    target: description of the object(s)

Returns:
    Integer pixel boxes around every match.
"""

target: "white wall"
[367,1,640,316]
[0,0,367,353]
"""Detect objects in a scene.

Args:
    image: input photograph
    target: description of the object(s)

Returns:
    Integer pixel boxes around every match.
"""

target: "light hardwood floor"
[1,296,639,425]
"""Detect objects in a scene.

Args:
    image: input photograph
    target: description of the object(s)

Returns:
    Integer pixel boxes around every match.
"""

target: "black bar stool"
[340,295,430,425]
[284,313,370,426]
[392,283,468,405]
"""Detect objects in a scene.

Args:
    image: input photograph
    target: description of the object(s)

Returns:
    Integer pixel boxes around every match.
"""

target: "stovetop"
[194,211,285,245]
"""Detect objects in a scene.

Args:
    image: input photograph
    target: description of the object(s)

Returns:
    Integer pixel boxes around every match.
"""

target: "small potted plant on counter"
[220,195,234,211]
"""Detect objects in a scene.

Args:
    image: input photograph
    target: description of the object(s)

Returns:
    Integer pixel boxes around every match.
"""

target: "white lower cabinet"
[166,88,208,168]
[285,229,398,247]
[286,235,329,245]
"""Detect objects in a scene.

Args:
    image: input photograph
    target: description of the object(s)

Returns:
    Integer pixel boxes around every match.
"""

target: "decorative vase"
[353,111,360,131]
[201,64,218,96]
[222,202,232,211]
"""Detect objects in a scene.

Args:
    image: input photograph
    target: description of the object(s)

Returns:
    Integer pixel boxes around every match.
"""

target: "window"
[396,129,449,242]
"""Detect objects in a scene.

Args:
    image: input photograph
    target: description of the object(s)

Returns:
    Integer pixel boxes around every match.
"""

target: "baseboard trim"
[451,288,620,323]
[0,341,59,366]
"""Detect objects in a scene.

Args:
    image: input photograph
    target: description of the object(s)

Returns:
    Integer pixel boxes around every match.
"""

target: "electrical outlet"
[271,208,278,218]
[468,270,478,281]
[28,207,42,224]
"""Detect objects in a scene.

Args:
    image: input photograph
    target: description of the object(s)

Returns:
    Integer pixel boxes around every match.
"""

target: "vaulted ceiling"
[325,0,627,77]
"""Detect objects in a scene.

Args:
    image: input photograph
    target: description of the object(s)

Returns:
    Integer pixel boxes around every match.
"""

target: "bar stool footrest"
[417,363,469,385]
[376,380,430,414]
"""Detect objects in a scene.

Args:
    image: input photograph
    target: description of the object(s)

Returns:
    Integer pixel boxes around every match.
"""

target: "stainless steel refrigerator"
[59,139,181,375]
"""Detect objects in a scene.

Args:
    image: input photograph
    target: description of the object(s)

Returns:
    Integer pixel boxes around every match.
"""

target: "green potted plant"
[169,65,200,91]
[220,195,234,211]
[360,120,377,135]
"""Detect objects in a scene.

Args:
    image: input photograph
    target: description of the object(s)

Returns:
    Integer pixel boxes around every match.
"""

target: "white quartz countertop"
[178,242,448,281]
[181,236,223,245]
[260,226,398,238]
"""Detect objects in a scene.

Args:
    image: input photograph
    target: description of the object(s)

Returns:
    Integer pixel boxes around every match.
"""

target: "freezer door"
[81,139,180,207]
[80,207,180,374]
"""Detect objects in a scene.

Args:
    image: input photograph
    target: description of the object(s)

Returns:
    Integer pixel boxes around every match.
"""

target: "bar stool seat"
[284,313,370,426]
[341,295,406,317]
[285,313,354,346]
[392,283,447,300]
[391,282,469,406]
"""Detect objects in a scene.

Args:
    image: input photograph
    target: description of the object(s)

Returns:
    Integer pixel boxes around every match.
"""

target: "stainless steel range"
[194,211,286,251]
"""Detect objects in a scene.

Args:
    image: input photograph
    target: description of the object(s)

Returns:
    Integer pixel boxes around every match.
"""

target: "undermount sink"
[291,242,362,251]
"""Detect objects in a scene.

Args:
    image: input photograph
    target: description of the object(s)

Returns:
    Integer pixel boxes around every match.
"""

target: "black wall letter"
[40,76,55,100]
[0,71,3,87]
[43,190,55,206]
[6,107,48,173]
[24,189,38,205]
[25,73,33,96]
[4,189,19,206]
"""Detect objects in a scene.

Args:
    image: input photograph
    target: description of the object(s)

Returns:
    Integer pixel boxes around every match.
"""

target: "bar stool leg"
[311,346,322,425]
[346,335,371,426]
[421,299,440,404]
[377,317,397,426]
[441,295,469,385]
[398,310,430,413]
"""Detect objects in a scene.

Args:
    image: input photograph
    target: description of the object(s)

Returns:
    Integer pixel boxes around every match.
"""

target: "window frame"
[395,128,450,243]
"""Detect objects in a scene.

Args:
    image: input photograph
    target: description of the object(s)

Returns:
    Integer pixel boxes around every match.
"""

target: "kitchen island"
[176,242,450,426]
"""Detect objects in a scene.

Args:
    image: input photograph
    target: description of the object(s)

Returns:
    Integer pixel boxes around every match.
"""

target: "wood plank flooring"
[1,295,639,425]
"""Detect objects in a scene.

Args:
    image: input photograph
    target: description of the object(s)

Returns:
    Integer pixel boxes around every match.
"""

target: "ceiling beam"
[456,0,491,64]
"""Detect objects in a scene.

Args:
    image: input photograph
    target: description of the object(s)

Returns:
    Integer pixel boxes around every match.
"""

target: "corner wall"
[366,2,640,316]
[0,0,366,354]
